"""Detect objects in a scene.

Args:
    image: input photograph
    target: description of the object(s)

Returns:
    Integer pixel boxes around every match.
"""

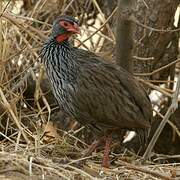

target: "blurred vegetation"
[0,0,179,179]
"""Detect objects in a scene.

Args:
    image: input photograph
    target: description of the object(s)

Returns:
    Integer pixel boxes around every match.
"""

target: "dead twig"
[116,160,175,180]
[153,109,180,138]
[132,17,180,33]
[135,59,180,76]
[0,88,30,144]
[143,71,180,161]
[77,6,117,47]
[138,78,173,98]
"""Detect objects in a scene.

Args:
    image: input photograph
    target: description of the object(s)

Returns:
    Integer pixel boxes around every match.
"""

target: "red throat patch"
[56,34,70,42]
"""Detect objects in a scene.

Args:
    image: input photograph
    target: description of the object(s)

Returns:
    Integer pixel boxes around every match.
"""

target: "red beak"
[67,23,80,34]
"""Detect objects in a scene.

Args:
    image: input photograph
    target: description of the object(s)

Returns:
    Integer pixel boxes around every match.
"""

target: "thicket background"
[0,0,179,179]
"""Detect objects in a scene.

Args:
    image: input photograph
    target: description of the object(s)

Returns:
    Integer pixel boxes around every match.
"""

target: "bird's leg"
[75,137,105,168]
[83,137,105,157]
[102,135,112,168]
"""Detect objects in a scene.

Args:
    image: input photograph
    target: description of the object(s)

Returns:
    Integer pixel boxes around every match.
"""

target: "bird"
[40,15,152,168]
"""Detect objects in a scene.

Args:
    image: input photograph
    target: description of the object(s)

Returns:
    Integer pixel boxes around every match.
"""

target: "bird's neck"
[41,38,78,83]
[55,34,69,43]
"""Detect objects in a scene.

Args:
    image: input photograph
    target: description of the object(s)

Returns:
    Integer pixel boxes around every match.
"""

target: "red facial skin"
[56,20,80,42]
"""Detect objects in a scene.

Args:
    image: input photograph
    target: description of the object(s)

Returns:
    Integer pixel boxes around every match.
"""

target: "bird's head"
[51,15,80,43]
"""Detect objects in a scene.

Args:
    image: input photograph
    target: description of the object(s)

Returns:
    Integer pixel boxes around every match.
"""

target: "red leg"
[84,139,100,156]
[84,137,105,157]
[102,135,112,168]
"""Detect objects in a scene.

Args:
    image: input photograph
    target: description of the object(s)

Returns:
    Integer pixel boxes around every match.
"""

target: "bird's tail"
[136,128,150,146]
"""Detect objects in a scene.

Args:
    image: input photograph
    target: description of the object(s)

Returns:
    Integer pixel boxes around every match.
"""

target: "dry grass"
[0,143,180,179]
[0,0,180,179]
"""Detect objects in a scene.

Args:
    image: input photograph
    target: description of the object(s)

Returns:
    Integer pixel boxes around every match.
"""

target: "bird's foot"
[83,137,105,157]
[102,135,112,168]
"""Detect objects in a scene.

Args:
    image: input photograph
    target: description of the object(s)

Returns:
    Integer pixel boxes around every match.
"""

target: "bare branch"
[143,71,180,161]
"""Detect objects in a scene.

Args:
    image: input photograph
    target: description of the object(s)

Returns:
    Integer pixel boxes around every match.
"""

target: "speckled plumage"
[41,16,152,145]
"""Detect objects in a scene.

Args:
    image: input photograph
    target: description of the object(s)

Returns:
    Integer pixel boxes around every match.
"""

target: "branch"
[135,59,180,77]
[115,0,135,73]
[77,7,117,47]
[132,17,180,33]
[143,71,180,161]
[0,88,30,144]
[116,160,175,180]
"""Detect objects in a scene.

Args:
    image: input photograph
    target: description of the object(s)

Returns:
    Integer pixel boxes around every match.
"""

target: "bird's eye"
[63,22,68,27]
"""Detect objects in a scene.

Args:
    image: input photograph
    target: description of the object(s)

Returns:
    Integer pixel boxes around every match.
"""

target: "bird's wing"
[68,51,152,130]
